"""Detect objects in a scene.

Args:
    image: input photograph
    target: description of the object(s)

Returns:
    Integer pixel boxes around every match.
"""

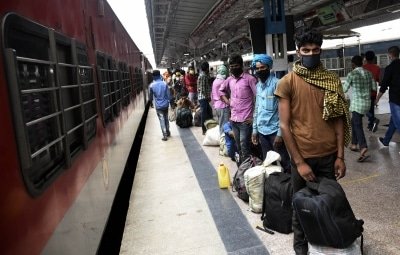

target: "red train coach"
[0,0,151,254]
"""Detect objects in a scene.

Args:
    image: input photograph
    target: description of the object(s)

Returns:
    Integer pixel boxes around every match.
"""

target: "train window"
[133,67,143,95]
[132,67,137,95]
[2,14,97,196]
[109,59,121,117]
[96,53,124,125]
[119,62,132,106]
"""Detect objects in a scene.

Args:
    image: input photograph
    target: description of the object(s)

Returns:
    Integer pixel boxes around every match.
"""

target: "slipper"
[349,145,359,152]
[357,155,370,162]
[360,147,368,156]
[357,148,369,162]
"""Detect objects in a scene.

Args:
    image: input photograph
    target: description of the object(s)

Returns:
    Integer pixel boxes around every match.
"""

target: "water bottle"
[217,163,230,189]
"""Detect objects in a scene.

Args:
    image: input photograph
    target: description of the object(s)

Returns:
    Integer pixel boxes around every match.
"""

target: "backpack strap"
[305,180,320,192]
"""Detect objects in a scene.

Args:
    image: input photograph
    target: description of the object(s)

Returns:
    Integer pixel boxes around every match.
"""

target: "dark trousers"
[258,132,291,173]
[231,121,252,163]
[366,96,376,129]
[199,99,212,133]
[351,111,367,150]
[291,153,337,255]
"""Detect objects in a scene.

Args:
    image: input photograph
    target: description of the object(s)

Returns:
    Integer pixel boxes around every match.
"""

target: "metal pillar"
[263,0,288,74]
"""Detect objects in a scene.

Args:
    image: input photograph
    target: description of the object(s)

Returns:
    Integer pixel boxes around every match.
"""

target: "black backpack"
[232,155,262,202]
[261,172,293,234]
[292,178,364,249]
[176,108,193,128]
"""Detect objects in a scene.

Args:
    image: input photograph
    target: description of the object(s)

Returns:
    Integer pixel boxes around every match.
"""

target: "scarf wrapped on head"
[293,60,351,146]
[216,64,228,80]
[251,54,273,69]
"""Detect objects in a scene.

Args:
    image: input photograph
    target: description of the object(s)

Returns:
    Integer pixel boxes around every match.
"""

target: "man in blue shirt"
[149,70,171,141]
[251,54,290,172]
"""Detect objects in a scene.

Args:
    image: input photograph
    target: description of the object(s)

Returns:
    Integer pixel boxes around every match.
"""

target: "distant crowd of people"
[148,27,400,255]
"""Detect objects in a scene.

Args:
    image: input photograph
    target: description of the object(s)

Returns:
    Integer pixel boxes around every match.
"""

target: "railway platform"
[120,95,400,255]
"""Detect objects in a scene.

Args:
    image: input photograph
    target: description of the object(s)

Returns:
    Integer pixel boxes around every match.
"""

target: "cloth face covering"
[301,54,321,69]
[256,70,270,81]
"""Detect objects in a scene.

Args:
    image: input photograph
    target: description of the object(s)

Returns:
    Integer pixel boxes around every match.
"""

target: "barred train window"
[119,62,131,107]
[96,53,135,126]
[2,14,97,196]
[133,67,143,96]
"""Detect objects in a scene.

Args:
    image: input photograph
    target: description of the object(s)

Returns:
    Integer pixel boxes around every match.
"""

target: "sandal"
[358,148,369,162]
[357,155,370,162]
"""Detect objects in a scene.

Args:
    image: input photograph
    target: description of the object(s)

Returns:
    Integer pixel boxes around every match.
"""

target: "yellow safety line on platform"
[340,173,381,185]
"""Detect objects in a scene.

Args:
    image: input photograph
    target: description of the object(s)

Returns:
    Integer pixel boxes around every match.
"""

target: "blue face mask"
[301,54,320,69]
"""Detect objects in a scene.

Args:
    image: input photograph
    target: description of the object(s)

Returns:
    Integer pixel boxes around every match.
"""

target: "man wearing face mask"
[251,54,291,172]
[219,54,257,164]
[376,45,400,146]
[211,64,230,135]
[275,27,350,255]
[185,66,198,105]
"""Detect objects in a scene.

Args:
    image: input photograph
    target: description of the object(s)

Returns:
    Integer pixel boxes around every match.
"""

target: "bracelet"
[336,156,345,161]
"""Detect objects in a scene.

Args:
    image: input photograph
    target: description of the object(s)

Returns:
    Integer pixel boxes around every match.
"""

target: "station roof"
[145,0,400,68]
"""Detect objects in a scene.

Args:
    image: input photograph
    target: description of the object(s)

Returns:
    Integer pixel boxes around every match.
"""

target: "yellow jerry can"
[217,163,230,189]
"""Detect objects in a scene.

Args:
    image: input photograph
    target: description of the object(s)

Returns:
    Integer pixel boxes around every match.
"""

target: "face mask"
[301,54,320,69]
[256,70,270,81]
[230,67,242,77]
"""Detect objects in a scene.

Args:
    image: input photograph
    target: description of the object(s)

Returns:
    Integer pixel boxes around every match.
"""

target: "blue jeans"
[382,102,400,144]
[351,111,367,150]
[231,121,252,163]
[215,108,230,135]
[258,132,291,173]
[156,108,169,136]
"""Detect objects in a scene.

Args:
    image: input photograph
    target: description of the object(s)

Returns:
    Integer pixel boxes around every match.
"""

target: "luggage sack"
[232,155,262,202]
[292,178,364,249]
[308,238,362,255]
[244,165,265,213]
[261,171,293,234]
[244,151,283,213]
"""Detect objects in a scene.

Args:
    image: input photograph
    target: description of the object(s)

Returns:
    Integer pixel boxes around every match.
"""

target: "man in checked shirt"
[197,61,213,135]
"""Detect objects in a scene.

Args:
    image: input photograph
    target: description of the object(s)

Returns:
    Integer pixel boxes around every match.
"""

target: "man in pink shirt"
[211,64,230,134]
[219,54,257,163]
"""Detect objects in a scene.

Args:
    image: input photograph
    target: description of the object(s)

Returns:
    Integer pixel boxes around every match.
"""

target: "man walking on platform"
[376,46,400,146]
[219,54,257,163]
[363,50,380,132]
[149,70,172,141]
[344,55,376,162]
[275,27,349,255]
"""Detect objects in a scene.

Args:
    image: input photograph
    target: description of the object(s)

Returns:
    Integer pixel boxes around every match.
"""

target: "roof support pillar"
[263,0,288,76]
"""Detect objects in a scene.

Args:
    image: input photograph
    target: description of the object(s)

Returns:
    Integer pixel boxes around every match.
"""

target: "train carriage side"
[0,0,149,254]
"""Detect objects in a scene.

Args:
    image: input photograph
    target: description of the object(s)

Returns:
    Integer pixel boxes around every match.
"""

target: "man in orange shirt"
[363,50,380,132]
